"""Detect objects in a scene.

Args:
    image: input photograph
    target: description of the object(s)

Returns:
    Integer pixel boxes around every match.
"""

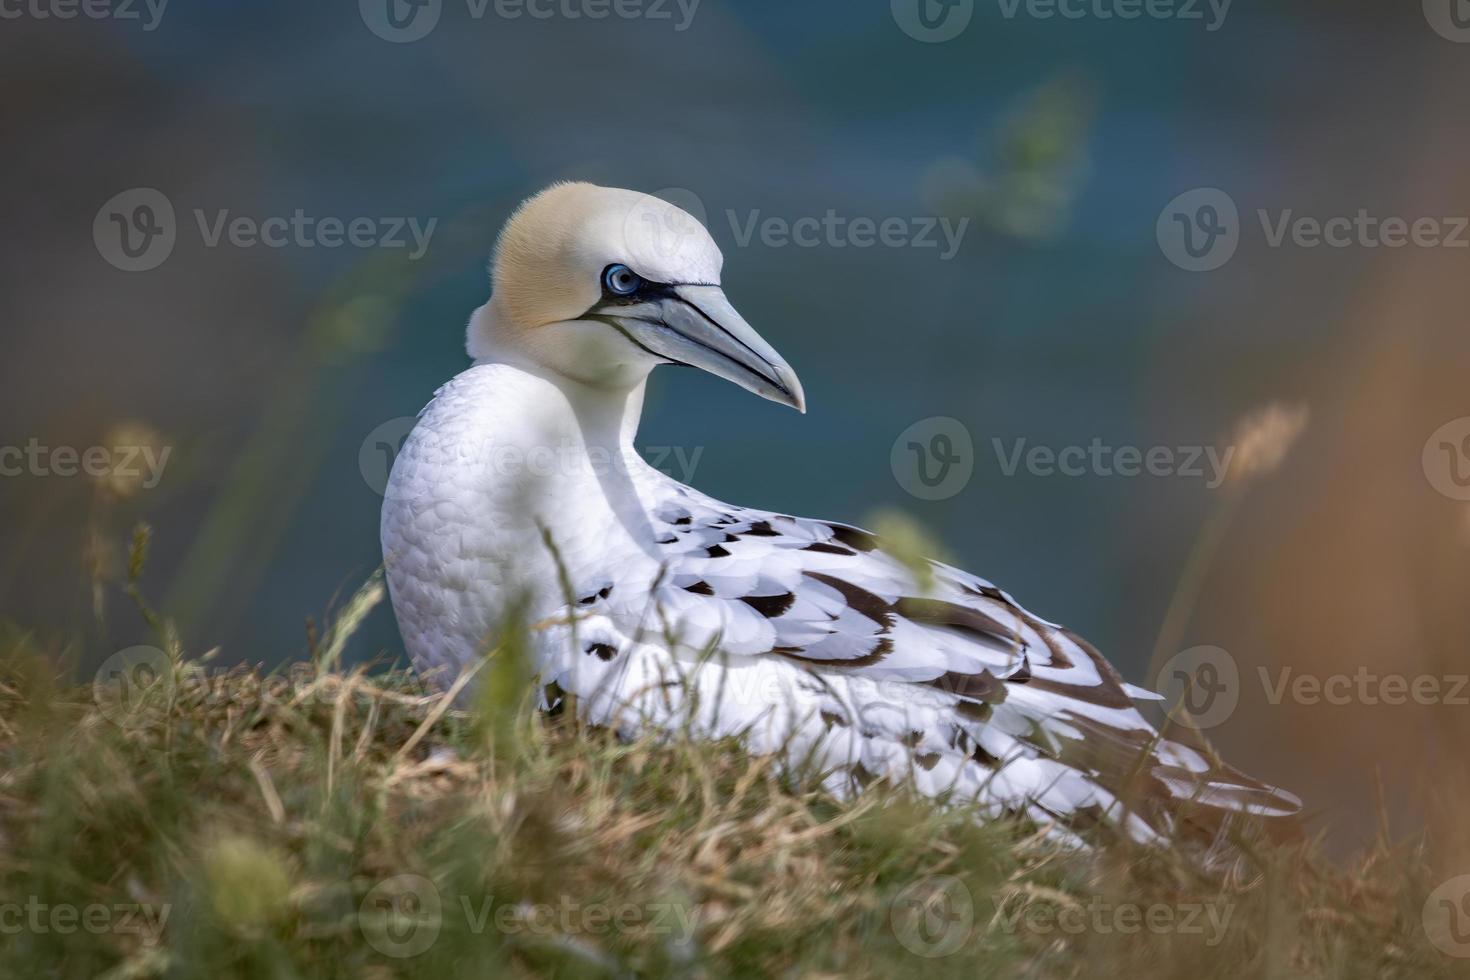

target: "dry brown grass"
[0,615,1464,979]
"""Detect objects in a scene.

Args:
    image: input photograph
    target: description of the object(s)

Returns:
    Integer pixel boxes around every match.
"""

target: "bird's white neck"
[465,300,648,454]
[423,299,682,584]
[390,346,670,620]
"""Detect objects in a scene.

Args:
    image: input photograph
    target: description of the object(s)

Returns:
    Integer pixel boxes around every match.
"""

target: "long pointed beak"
[609,284,806,412]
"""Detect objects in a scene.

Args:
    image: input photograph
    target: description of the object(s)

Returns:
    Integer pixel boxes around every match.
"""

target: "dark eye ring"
[603,263,642,296]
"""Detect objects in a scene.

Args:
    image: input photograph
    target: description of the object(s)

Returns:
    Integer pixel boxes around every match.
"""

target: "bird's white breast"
[380,361,665,680]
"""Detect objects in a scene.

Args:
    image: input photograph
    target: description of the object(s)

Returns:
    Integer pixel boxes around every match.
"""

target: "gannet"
[381,182,1299,844]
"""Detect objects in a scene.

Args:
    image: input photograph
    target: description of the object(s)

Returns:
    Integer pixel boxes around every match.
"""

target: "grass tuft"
[0,630,1464,978]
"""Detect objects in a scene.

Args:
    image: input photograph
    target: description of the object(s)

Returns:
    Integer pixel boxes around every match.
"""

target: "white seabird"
[381,182,1299,844]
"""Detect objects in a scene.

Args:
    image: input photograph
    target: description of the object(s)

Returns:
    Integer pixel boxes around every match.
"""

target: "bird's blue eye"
[603,264,642,296]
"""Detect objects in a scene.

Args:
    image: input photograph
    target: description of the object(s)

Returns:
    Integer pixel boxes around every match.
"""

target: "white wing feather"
[531,482,1300,844]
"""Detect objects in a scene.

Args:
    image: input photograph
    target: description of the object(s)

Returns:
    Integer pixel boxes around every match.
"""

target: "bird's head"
[471,182,805,412]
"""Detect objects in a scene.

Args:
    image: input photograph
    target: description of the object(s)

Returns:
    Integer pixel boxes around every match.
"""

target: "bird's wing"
[549,486,1299,843]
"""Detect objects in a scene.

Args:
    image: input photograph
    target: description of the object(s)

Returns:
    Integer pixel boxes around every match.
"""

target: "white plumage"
[382,182,1299,844]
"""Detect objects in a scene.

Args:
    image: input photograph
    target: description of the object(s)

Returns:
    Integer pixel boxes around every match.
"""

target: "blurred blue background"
[5,0,1470,846]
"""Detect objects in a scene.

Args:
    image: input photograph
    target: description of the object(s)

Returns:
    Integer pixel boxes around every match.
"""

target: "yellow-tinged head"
[470,182,804,412]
